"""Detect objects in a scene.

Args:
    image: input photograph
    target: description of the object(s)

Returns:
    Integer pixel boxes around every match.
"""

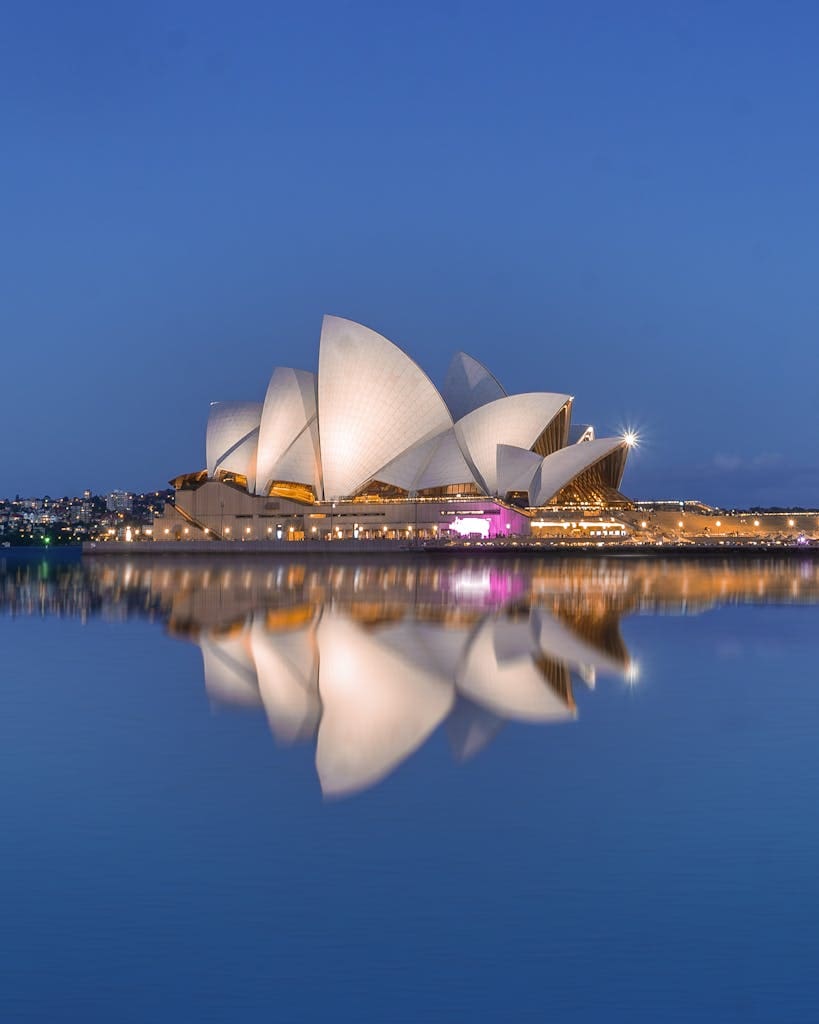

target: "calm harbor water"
[2,552,819,1022]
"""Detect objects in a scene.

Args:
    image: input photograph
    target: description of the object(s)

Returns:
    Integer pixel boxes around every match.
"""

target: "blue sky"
[3,1,819,506]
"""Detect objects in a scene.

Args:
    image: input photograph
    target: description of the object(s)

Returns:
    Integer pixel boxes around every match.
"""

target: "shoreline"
[4,541,819,562]
[75,540,819,559]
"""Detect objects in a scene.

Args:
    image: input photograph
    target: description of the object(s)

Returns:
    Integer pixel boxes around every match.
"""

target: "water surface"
[2,553,819,1022]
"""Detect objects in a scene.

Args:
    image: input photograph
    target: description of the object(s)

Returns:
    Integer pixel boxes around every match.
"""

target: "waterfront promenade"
[82,538,819,558]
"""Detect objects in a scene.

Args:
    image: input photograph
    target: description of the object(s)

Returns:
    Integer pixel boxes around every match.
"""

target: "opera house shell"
[167,316,632,541]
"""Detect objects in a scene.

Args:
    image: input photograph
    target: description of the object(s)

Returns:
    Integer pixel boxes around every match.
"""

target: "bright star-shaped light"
[622,430,639,448]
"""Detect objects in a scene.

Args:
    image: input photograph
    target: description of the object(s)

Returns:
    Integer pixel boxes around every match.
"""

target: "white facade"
[442,351,506,422]
[496,444,544,496]
[531,436,626,506]
[370,431,445,493]
[255,367,321,497]
[191,315,630,508]
[454,393,570,495]
[416,429,478,492]
[205,401,263,494]
[317,316,454,500]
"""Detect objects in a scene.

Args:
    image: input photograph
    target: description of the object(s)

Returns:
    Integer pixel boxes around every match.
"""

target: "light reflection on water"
[3,553,819,1021]
[4,554,819,798]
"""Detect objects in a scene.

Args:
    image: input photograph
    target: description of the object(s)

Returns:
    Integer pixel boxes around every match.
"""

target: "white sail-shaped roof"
[530,436,626,506]
[373,428,480,494]
[569,424,595,444]
[416,429,479,492]
[496,444,543,497]
[255,368,321,497]
[206,401,263,493]
[454,393,570,495]
[442,351,506,422]
[317,316,454,499]
[368,432,444,492]
[456,617,575,723]
[315,613,453,797]
[249,617,320,743]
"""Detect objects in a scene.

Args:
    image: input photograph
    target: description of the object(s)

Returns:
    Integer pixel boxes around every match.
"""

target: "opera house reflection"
[5,555,819,797]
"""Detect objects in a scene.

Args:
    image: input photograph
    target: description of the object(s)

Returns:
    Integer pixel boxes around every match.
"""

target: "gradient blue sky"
[3,1,819,506]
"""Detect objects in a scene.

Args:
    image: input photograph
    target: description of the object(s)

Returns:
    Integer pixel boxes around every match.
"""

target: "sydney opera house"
[163,316,633,541]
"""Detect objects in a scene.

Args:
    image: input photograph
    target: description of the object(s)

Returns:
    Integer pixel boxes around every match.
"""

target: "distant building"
[162,316,634,541]
[106,490,133,513]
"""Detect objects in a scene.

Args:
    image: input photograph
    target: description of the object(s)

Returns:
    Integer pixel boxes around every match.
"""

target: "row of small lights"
[639,518,797,529]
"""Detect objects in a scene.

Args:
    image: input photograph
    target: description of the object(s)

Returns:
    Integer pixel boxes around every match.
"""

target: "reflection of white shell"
[446,700,505,761]
[255,368,321,497]
[456,617,575,722]
[315,613,454,797]
[373,620,470,684]
[454,393,570,495]
[206,402,263,493]
[200,627,261,708]
[249,617,320,743]
[442,351,506,422]
[317,316,453,499]
[531,608,626,679]
[531,436,626,505]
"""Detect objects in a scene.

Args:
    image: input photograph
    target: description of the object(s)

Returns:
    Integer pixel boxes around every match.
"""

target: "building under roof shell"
[168,316,633,541]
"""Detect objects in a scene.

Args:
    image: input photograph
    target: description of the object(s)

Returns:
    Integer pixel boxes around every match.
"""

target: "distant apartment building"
[106,490,133,513]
